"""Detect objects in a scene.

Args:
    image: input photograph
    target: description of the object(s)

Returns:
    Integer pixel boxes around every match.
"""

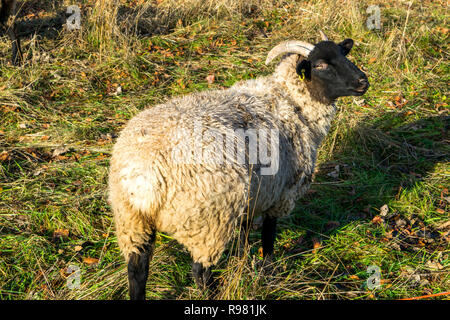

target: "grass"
[0,0,448,300]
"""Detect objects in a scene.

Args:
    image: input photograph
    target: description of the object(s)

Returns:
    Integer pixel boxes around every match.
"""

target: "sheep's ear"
[296,60,311,81]
[338,39,353,56]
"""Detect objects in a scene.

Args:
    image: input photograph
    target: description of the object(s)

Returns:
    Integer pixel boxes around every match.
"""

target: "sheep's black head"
[296,39,369,104]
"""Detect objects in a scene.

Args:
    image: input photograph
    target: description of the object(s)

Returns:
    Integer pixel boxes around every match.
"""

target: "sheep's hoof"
[192,262,218,298]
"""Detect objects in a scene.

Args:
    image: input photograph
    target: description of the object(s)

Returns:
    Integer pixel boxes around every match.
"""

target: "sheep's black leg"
[261,216,277,258]
[127,235,155,300]
[192,262,216,293]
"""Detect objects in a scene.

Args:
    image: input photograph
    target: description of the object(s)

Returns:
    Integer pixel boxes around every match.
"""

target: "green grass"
[0,0,448,300]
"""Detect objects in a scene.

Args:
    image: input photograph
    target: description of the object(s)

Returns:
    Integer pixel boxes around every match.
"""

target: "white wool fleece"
[108,53,336,266]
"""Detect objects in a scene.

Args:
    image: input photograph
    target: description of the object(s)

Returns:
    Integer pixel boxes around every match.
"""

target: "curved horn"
[265,40,315,65]
[319,30,328,41]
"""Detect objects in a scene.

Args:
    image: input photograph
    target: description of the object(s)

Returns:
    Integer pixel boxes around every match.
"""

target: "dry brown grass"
[0,0,448,300]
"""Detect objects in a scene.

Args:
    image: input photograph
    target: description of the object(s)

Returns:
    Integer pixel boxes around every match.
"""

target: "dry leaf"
[436,220,450,230]
[312,237,321,254]
[425,260,443,270]
[395,218,407,228]
[74,245,83,252]
[53,229,69,239]
[258,247,263,258]
[206,74,215,84]
[0,151,10,161]
[371,215,383,225]
[349,275,359,280]
[52,146,69,158]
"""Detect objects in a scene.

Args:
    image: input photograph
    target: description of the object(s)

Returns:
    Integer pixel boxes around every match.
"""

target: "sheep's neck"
[273,54,337,146]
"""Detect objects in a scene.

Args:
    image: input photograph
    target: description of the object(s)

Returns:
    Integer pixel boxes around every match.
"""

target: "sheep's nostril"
[358,78,368,86]
[356,78,369,91]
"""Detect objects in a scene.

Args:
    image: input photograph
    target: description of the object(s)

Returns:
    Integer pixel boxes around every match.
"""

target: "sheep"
[0,0,22,65]
[108,31,369,300]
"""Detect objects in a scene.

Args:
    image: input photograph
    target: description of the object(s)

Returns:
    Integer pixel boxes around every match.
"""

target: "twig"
[399,291,450,300]
[319,263,339,300]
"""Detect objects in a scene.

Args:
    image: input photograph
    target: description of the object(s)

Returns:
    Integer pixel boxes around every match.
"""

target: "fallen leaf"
[312,237,321,254]
[395,218,407,228]
[0,151,10,161]
[385,229,394,239]
[74,245,83,252]
[371,215,383,225]
[425,260,443,270]
[52,146,69,158]
[59,268,68,278]
[436,208,445,214]
[53,229,69,239]
[258,247,263,258]
[206,74,215,84]
[349,275,359,280]
[83,257,99,266]
[436,220,450,230]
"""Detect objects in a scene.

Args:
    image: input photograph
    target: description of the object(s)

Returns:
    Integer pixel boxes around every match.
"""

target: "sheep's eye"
[314,61,328,70]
